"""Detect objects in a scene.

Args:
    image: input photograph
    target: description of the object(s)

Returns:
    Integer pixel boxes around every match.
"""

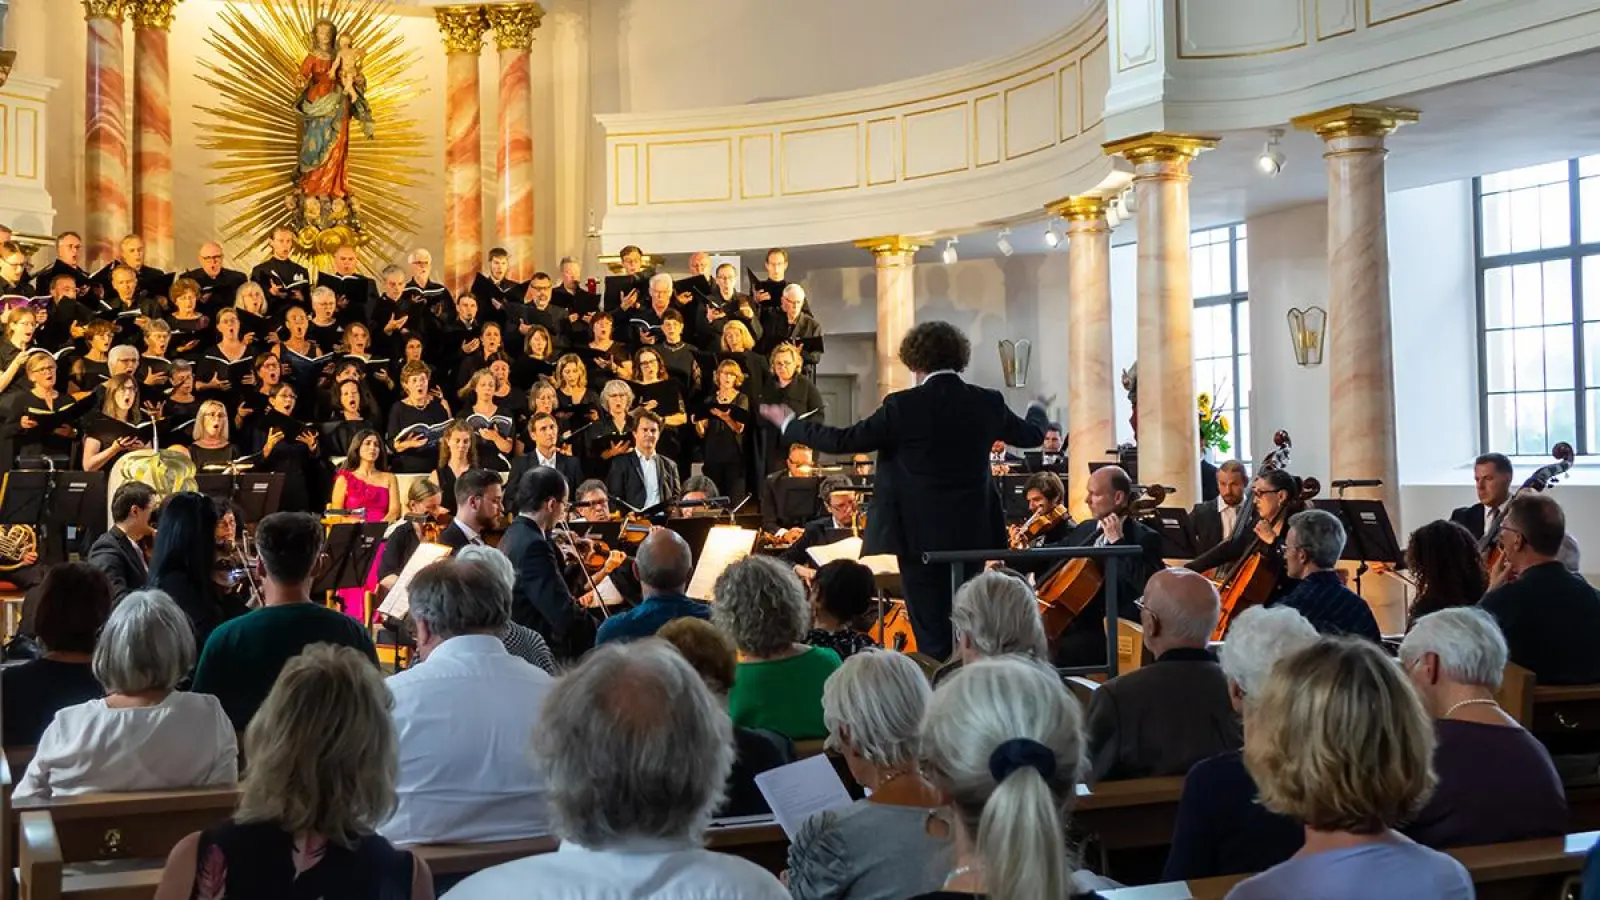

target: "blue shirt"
[595,593,710,645]
[1225,838,1472,900]
[1275,570,1382,642]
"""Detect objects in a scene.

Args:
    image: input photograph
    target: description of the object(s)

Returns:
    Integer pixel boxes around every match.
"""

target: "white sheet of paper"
[687,525,758,601]
[754,754,854,840]
[376,542,453,619]
[806,535,863,566]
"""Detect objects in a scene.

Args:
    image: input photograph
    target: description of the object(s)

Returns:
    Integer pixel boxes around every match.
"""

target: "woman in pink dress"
[328,429,399,619]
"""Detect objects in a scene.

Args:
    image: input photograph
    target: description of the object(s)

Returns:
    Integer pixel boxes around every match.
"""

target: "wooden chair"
[1115,619,1150,675]
[1497,662,1536,726]
[791,739,827,759]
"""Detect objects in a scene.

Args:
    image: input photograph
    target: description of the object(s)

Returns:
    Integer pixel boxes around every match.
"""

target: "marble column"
[83,0,129,270]
[437,5,488,299]
[1049,196,1115,522]
[1103,132,1218,509]
[130,0,176,270]
[854,236,923,400]
[1293,105,1418,543]
[488,3,541,281]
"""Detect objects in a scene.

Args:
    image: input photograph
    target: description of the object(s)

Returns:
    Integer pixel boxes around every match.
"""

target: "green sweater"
[728,646,841,741]
[192,601,378,733]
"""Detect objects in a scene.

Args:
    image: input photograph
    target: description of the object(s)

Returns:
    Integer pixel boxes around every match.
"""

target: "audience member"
[192,512,378,732]
[17,590,236,799]
[1398,607,1566,848]
[804,558,880,662]
[1225,639,1472,900]
[1479,494,1600,684]
[1,563,111,746]
[149,491,244,646]
[658,617,793,818]
[154,644,432,900]
[446,641,787,898]
[933,570,1047,687]
[788,651,951,900]
[382,560,555,845]
[910,657,1110,900]
[1163,606,1315,881]
[454,544,558,673]
[596,528,707,644]
[1403,519,1487,626]
[86,480,155,601]
[1275,509,1381,641]
[1084,568,1241,782]
[715,555,842,740]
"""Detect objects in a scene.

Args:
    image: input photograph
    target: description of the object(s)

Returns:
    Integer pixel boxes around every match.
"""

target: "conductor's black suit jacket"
[782,373,1047,558]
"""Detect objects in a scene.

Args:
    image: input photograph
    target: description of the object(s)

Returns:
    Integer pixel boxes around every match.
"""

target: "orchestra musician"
[497,465,593,658]
[376,478,445,597]
[761,443,818,534]
[1015,472,1075,546]
[1450,452,1513,544]
[1192,459,1253,555]
[781,476,860,571]
[606,408,681,511]
[570,479,612,522]
[1185,467,1308,606]
[436,467,503,551]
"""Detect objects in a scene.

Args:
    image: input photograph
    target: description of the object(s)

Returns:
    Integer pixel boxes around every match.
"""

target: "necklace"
[1444,697,1498,718]
[943,863,980,889]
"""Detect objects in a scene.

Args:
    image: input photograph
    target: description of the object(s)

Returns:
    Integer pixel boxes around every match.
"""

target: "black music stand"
[1149,507,1201,559]
[1312,498,1402,598]
[665,517,719,560]
[49,471,108,557]
[0,471,54,565]
[998,474,1031,520]
[312,522,390,597]
[772,476,822,528]
[194,473,285,525]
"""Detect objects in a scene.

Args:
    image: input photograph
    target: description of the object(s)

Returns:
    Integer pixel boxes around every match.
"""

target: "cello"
[1210,430,1319,640]
[1481,442,1574,572]
[1035,484,1169,643]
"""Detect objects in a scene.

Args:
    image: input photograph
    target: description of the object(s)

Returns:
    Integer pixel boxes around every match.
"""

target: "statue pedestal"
[0,74,59,237]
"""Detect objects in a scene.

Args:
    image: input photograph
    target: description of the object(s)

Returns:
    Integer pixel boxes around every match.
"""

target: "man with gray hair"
[1278,508,1381,641]
[759,282,823,375]
[595,528,707,645]
[382,558,556,846]
[448,641,788,898]
[1084,568,1242,782]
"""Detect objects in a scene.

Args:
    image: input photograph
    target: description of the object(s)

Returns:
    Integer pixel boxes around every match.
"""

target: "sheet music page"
[687,525,758,601]
[376,542,453,619]
[806,536,863,566]
[753,754,854,840]
[859,554,900,576]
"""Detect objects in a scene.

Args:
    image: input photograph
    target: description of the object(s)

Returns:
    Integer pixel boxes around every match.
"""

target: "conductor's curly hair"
[897,321,970,375]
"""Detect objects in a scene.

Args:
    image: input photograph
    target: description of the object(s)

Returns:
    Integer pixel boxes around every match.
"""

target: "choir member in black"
[673,251,713,327]
[154,360,202,430]
[138,319,174,394]
[33,232,92,302]
[610,245,649,317]
[585,312,623,385]
[1185,466,1306,605]
[0,306,36,397]
[0,353,81,469]
[249,226,310,309]
[760,285,824,378]
[486,357,524,416]
[433,420,478,513]
[375,264,428,357]
[588,380,636,481]
[340,322,395,401]
[322,376,379,457]
[201,308,256,397]
[233,281,273,344]
[0,241,30,295]
[82,374,149,472]
[514,324,557,390]
[696,359,751,503]
[179,400,239,471]
[180,242,248,317]
[165,278,209,359]
[760,344,821,477]
[307,286,344,351]
[657,309,700,396]
[439,292,484,377]
[608,346,635,382]
[472,247,523,325]
[36,271,95,351]
[630,273,675,345]
[70,320,116,393]
[390,333,429,390]
[718,320,767,407]
[552,352,599,438]
[701,263,762,350]
[460,369,515,472]
[454,318,504,391]
[255,383,321,513]
[99,265,157,346]
[387,360,451,474]
[519,272,567,345]
[279,305,330,419]
[318,244,376,324]
[750,248,790,344]
[553,257,601,345]
[634,346,687,473]
[91,235,170,307]
[406,247,453,325]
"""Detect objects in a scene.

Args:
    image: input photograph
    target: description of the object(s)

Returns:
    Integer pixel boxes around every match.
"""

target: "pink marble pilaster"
[856,237,923,400]
[130,0,177,270]
[488,4,542,281]
[438,6,488,299]
[1052,197,1115,521]
[84,0,129,270]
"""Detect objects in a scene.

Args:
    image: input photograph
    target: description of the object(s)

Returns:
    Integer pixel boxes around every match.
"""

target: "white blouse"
[15,692,238,800]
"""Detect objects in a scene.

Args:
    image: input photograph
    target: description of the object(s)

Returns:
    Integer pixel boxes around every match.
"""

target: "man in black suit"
[86,481,155,601]
[497,465,593,658]
[1480,493,1600,685]
[438,468,504,552]
[508,412,583,501]
[607,409,682,511]
[1191,459,1252,556]
[1053,465,1167,668]
[1450,452,1513,544]
[760,321,1047,661]
[781,476,858,570]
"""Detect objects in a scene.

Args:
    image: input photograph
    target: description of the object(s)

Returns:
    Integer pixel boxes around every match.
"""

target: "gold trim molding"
[487,3,544,52]
[1046,195,1108,221]
[436,5,489,56]
[1102,131,1220,164]
[127,0,179,30]
[82,0,124,21]
[1291,104,1420,139]
[855,236,926,257]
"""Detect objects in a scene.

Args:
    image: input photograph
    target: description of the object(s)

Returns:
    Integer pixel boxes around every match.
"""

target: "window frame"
[1192,223,1251,463]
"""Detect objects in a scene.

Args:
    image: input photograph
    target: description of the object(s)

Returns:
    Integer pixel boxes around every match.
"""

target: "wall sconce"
[1286,306,1327,367]
[999,339,1032,388]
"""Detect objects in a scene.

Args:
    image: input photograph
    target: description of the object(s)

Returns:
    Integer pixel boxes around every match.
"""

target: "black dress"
[699,393,750,503]
[189,443,239,471]
[385,399,449,474]
[190,821,415,900]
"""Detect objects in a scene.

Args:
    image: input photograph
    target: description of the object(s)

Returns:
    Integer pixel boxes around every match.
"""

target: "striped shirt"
[1276,571,1382,642]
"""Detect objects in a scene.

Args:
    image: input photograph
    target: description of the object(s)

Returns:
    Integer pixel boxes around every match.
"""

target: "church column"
[1292,105,1418,533]
[855,237,923,400]
[487,3,541,281]
[437,5,488,298]
[1049,196,1114,522]
[1103,133,1218,509]
[83,0,128,269]
[129,0,176,270]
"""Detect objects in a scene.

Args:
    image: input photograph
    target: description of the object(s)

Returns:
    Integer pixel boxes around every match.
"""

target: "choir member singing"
[180,241,247,317]
[696,359,751,504]
[387,360,451,475]
[82,374,150,472]
[249,226,310,308]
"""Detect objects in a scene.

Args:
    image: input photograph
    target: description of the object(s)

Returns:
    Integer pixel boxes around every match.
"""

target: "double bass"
[1035,484,1169,643]
[1481,442,1574,572]
[1210,431,1319,640]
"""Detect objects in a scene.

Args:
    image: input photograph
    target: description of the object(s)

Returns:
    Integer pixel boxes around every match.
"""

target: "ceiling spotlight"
[1112,193,1130,221]
[942,237,959,265]
[996,228,1014,257]
[1044,224,1062,249]
[1106,206,1122,229]
[1120,186,1138,215]
[1257,128,1286,177]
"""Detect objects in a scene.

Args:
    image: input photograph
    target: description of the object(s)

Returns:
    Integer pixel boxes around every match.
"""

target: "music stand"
[312,522,390,596]
[998,474,1031,520]
[665,517,719,560]
[0,471,53,565]
[51,470,108,554]
[775,476,822,527]
[1312,498,1402,598]
[232,474,285,524]
[1149,507,1201,559]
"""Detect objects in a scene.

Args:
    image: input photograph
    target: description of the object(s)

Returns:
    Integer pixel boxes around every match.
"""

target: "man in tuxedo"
[760,320,1047,661]
[86,480,155,601]
[1192,459,1252,555]
[1025,425,1068,474]
[606,409,682,511]
[1053,465,1167,668]
[509,412,583,500]
[497,465,592,657]
[439,468,504,551]
[1451,452,1513,544]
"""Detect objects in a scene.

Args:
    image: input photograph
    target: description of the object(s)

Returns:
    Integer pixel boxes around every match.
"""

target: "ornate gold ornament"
[82,0,125,21]
[487,3,544,52]
[436,5,489,56]
[127,0,180,30]
[196,0,427,274]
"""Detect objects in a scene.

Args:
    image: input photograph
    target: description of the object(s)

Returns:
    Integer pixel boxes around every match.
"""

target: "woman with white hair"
[787,651,951,900]
[715,555,841,740]
[933,570,1048,687]
[454,543,558,673]
[1398,607,1565,848]
[1162,605,1316,881]
[16,590,237,800]
[909,656,1107,900]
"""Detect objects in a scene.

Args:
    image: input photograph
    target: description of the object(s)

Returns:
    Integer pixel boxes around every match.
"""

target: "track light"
[1112,193,1129,222]
[942,237,959,265]
[1119,186,1137,215]
[1257,128,1286,177]
[996,228,1014,257]
[1044,223,1062,249]
[1106,206,1121,228]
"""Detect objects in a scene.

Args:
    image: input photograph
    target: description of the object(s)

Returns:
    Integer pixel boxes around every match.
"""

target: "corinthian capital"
[487,3,545,52]
[82,0,125,22]
[436,5,490,56]
[127,0,180,30]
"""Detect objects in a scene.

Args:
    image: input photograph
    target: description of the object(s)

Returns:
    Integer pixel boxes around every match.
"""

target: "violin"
[1482,442,1574,572]
[1010,503,1070,550]
[404,511,448,544]
[1033,484,1168,643]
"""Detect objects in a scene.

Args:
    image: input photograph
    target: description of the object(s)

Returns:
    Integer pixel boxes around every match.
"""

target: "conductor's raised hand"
[758,404,790,429]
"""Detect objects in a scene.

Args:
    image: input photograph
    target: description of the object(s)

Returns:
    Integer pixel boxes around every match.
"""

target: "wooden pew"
[1075,776,1187,853]
[410,820,791,881]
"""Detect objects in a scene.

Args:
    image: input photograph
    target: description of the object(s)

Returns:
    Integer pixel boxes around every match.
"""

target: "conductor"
[760,321,1047,660]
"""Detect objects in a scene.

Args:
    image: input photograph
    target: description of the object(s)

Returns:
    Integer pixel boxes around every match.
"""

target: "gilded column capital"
[487,3,545,52]
[1102,132,1220,165]
[437,5,490,56]
[1291,104,1420,140]
[854,235,925,258]
[82,0,124,21]
[1046,195,1109,222]
[127,0,179,30]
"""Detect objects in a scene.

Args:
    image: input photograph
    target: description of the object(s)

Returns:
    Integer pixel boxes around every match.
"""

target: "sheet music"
[376,542,452,619]
[754,755,854,840]
[804,536,899,575]
[686,525,758,601]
